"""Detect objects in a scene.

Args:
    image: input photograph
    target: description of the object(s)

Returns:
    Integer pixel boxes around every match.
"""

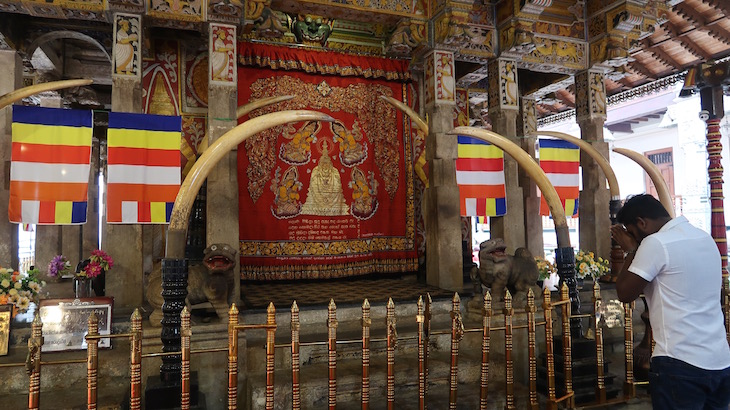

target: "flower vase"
[92,270,105,297]
[73,277,92,298]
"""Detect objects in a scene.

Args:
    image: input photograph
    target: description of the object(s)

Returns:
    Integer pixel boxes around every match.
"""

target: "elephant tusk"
[379,95,428,135]
[166,110,335,258]
[612,147,675,217]
[451,126,572,249]
[0,79,93,109]
[530,131,620,200]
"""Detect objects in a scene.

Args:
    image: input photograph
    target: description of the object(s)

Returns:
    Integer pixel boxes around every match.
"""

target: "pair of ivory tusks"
[0,79,93,109]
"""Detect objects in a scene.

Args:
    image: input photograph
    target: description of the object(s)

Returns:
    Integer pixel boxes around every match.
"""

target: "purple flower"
[48,255,69,278]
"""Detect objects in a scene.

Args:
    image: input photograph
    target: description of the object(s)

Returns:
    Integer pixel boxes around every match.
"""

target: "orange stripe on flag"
[106,183,180,203]
[12,143,91,164]
[9,181,88,201]
[458,184,506,198]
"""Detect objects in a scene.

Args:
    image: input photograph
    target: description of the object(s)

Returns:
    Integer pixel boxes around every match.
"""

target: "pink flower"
[83,262,103,279]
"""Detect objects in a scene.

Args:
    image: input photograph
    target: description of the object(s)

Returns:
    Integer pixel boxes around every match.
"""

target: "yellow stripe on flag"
[11,123,92,147]
[55,201,72,224]
[485,198,497,216]
[107,129,180,150]
[565,199,577,216]
[150,202,168,223]
[539,147,580,162]
[458,144,503,159]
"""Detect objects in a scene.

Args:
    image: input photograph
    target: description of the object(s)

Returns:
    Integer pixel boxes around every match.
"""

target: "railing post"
[130,309,142,410]
[526,289,538,410]
[448,293,463,410]
[593,283,606,403]
[504,291,515,410]
[292,302,301,410]
[27,313,43,410]
[417,296,426,410]
[543,288,557,410]
[560,283,574,409]
[623,301,635,399]
[87,312,100,410]
[386,298,397,410]
[362,299,371,410]
[328,299,338,410]
[180,307,191,410]
[265,303,276,410]
[228,304,240,410]
[480,292,492,410]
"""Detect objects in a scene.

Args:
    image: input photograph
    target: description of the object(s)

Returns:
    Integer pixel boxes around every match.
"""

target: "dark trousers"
[649,356,730,410]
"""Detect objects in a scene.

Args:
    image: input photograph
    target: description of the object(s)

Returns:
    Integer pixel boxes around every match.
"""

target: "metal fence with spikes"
[10,280,725,409]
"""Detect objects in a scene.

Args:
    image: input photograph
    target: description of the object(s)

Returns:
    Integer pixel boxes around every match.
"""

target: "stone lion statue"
[470,238,539,301]
[147,243,237,327]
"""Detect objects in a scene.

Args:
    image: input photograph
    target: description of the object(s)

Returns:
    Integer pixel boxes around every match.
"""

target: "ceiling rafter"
[648,45,683,70]
[674,3,706,27]
[706,25,730,46]
[675,32,713,60]
[706,0,730,16]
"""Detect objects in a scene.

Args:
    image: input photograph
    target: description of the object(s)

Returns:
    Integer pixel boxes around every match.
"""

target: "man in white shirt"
[611,194,730,410]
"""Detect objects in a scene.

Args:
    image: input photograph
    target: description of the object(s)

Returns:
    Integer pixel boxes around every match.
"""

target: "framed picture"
[0,304,11,356]
[39,297,113,352]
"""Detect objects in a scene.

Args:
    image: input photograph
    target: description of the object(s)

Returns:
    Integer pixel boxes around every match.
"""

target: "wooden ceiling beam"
[675,31,713,60]
[707,25,730,46]
[627,60,657,80]
[706,0,730,16]
[648,45,683,70]
[674,3,706,27]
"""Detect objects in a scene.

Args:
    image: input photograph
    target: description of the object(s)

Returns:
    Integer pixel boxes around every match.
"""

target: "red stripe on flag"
[477,197,486,217]
[38,202,55,224]
[107,147,181,167]
[458,184,506,198]
[12,143,91,164]
[540,160,579,174]
[455,158,503,172]
[9,181,88,201]
[138,202,151,223]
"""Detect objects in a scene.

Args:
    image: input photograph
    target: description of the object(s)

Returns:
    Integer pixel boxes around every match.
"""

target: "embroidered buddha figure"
[300,139,349,216]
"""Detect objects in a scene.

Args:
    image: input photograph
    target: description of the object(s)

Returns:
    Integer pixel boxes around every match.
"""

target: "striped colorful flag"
[9,106,92,225]
[539,138,580,217]
[455,135,506,217]
[106,112,181,224]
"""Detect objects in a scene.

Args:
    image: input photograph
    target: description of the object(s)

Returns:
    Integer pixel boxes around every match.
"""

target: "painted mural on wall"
[209,23,236,85]
[148,0,203,21]
[435,52,456,104]
[113,13,141,78]
[182,42,209,113]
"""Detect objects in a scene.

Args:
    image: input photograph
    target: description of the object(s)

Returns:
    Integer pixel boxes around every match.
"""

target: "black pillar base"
[143,372,206,410]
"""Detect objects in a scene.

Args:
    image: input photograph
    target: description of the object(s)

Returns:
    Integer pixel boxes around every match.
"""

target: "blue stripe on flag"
[166,202,174,223]
[71,202,87,224]
[495,197,506,216]
[108,112,181,132]
[457,135,491,146]
[538,139,578,150]
[13,106,92,128]
[573,198,579,215]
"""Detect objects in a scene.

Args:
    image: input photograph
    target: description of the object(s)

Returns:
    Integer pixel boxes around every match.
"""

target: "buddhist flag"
[106,112,181,224]
[456,135,506,217]
[9,106,92,225]
[539,139,580,217]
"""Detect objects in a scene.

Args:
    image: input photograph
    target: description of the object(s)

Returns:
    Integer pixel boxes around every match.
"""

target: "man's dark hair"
[616,194,671,226]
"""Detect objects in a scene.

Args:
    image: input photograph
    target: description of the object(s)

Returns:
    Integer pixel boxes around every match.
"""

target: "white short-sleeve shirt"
[628,216,730,370]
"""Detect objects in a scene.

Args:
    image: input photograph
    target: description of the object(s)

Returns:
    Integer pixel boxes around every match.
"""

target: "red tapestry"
[237,65,418,280]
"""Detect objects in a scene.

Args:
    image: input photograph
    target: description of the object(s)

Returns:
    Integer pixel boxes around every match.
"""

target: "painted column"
[487,58,525,252]
[0,50,21,269]
[424,50,462,291]
[575,69,610,260]
[107,12,144,309]
[207,23,240,305]
[520,97,543,257]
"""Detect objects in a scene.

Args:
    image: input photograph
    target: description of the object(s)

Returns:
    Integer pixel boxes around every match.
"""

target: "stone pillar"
[487,58,525,252]
[575,69,610,259]
[423,50,462,291]
[106,13,144,310]
[0,50,21,269]
[207,23,240,305]
[519,97,543,257]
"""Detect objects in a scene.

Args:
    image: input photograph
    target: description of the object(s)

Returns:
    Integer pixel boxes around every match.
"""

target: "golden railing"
[8,279,718,409]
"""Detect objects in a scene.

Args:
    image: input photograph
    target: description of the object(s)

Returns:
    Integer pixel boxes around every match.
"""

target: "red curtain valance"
[237,42,412,82]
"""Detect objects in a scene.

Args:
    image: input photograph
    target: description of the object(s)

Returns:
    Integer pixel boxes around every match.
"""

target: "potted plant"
[574,250,610,286]
[535,256,557,290]
[77,250,114,297]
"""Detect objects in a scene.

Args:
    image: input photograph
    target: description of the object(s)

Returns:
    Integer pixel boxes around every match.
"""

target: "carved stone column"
[487,58,525,252]
[106,12,144,310]
[575,69,610,260]
[207,23,240,306]
[519,97,543,257]
[424,50,463,291]
[0,50,21,269]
